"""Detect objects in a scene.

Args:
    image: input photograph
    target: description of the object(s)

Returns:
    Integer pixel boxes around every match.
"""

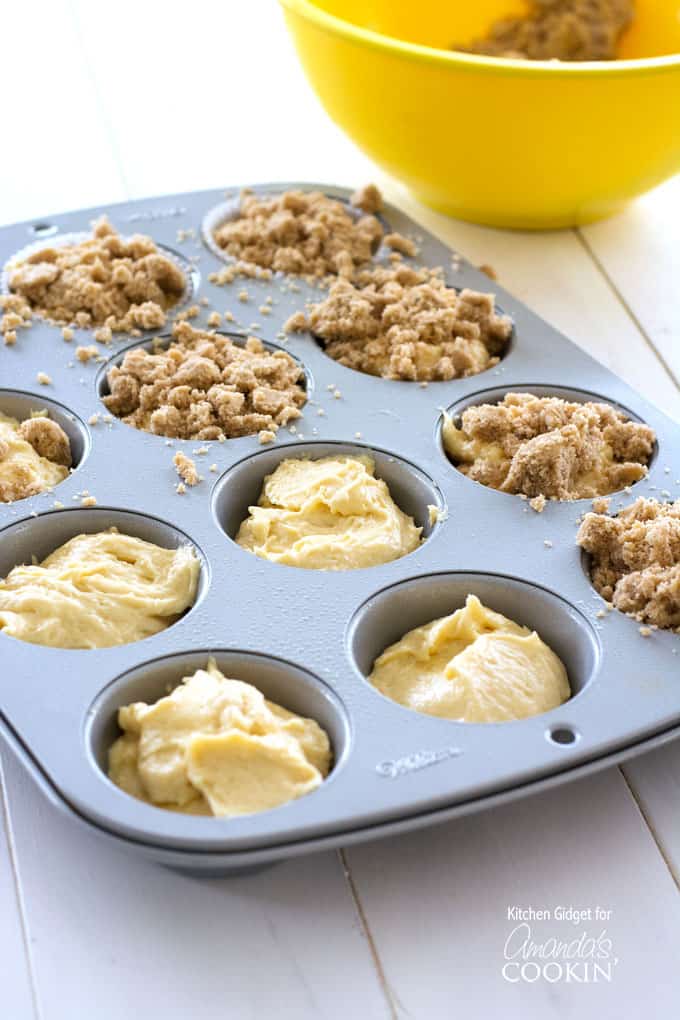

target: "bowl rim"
[280,0,680,77]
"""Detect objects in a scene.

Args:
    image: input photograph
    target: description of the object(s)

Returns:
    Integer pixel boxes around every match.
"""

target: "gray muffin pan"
[1,183,679,876]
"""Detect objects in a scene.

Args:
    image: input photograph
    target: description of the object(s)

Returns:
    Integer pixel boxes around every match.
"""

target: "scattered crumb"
[207,311,222,327]
[258,429,276,444]
[62,326,74,341]
[36,371,51,385]
[479,264,498,281]
[529,494,546,513]
[53,500,64,509]
[384,232,418,258]
[4,330,17,346]
[81,495,97,507]
[577,497,680,630]
[7,217,185,331]
[443,393,655,500]
[88,413,100,426]
[592,495,611,513]
[238,290,249,302]
[543,539,553,548]
[209,463,218,473]
[350,183,383,214]
[173,451,201,486]
[176,482,186,495]
[102,321,307,440]
[639,626,652,638]
[76,344,99,363]
[93,325,113,344]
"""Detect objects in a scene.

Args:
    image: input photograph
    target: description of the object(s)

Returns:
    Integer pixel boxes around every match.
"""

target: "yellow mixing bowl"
[279,0,680,228]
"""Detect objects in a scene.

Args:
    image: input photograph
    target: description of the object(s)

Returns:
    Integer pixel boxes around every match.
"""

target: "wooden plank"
[0,757,37,1020]
[2,752,392,1020]
[346,769,680,1018]
[580,177,680,389]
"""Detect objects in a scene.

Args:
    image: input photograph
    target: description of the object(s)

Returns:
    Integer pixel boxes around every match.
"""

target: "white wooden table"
[2,4,679,1016]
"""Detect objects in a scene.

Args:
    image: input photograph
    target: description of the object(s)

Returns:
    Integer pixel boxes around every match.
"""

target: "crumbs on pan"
[173,451,201,486]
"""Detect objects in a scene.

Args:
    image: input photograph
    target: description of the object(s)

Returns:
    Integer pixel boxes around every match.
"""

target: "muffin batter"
[443,392,655,500]
[369,594,570,722]
[458,0,634,61]
[0,411,72,502]
[108,658,331,817]
[0,528,199,648]
[578,497,680,630]
[236,454,422,569]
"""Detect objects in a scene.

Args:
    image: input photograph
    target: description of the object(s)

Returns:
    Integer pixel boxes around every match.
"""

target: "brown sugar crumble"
[457,0,634,61]
[443,393,655,500]
[76,344,99,363]
[286,264,512,382]
[102,321,307,441]
[211,188,383,281]
[1,294,32,342]
[7,216,186,332]
[577,498,680,631]
[173,451,201,486]
[350,184,383,215]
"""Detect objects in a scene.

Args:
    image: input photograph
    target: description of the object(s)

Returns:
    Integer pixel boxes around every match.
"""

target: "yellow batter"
[369,595,570,722]
[0,411,70,502]
[108,658,332,817]
[0,528,199,649]
[235,454,422,570]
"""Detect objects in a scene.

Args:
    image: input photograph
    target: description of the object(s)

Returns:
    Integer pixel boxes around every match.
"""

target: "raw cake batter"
[0,528,199,648]
[368,594,570,722]
[235,454,422,569]
[109,658,332,817]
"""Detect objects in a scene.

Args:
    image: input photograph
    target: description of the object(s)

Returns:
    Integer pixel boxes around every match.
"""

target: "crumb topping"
[211,188,383,280]
[7,216,186,331]
[102,321,306,440]
[173,451,201,486]
[578,498,680,630]
[443,393,655,499]
[286,264,511,381]
[457,0,634,61]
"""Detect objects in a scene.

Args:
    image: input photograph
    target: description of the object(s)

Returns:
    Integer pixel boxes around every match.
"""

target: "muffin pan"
[1,183,679,876]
